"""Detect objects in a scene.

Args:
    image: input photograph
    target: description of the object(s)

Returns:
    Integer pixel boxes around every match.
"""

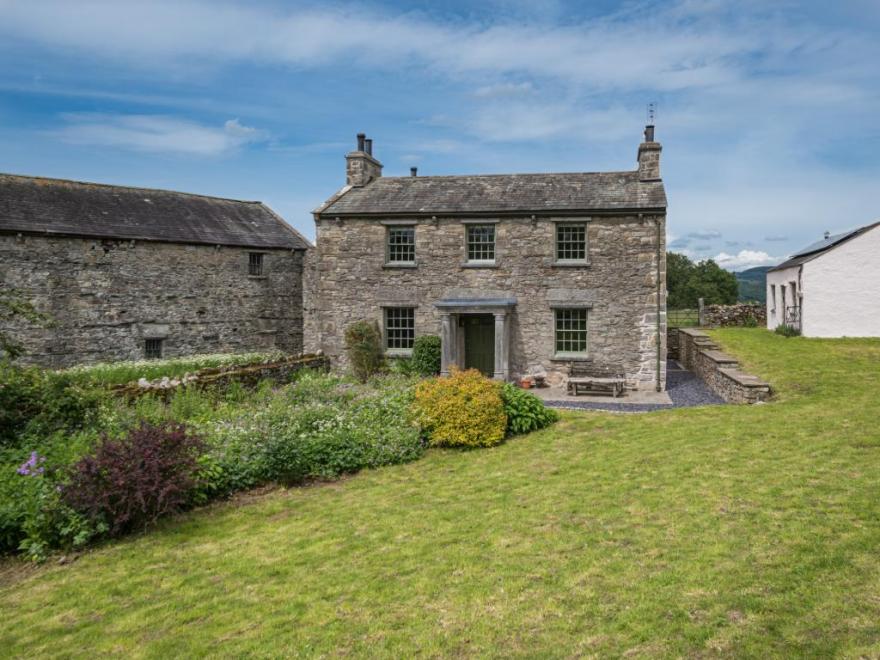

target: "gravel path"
[544,360,725,413]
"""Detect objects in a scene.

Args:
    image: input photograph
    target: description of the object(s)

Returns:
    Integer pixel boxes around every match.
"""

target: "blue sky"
[1,0,878,269]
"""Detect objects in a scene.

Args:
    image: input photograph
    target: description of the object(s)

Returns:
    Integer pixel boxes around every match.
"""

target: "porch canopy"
[434,297,516,381]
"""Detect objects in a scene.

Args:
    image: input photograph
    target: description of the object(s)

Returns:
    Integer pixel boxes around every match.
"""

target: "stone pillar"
[493,312,509,381]
[440,313,453,376]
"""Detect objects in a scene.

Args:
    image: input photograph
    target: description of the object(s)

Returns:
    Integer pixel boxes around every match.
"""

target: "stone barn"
[307,127,668,390]
[0,174,309,367]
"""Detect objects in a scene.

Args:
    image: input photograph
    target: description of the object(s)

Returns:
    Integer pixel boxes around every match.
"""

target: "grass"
[58,351,289,387]
[2,329,880,657]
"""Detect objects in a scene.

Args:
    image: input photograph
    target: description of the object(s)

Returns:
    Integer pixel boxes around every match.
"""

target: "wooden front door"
[463,314,495,377]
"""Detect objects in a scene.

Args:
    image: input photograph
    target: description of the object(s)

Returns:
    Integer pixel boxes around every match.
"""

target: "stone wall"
[307,214,667,390]
[113,353,329,399]
[1,234,305,367]
[703,303,766,327]
[675,328,770,404]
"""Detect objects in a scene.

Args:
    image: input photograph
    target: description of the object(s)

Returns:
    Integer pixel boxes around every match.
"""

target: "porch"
[435,298,515,381]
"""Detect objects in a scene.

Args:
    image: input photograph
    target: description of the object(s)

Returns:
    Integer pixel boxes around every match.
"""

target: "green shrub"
[263,374,422,485]
[0,435,100,559]
[389,356,417,376]
[743,315,759,328]
[0,362,102,448]
[412,368,507,448]
[344,320,384,383]
[500,383,559,435]
[775,324,801,338]
[411,335,441,376]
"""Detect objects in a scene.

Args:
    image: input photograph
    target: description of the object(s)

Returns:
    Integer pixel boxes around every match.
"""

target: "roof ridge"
[378,170,639,180]
[0,172,262,205]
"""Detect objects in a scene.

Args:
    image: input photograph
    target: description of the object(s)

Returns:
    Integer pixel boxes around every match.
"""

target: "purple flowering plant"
[17,451,46,477]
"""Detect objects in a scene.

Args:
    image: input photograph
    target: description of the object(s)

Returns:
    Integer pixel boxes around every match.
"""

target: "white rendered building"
[767,221,880,337]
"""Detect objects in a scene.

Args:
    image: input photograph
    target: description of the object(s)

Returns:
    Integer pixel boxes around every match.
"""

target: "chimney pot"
[346,135,383,187]
[410,167,418,177]
[644,124,655,142]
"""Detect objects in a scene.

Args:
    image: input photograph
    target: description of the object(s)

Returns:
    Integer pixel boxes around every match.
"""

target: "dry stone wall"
[1,234,305,367]
[113,353,328,399]
[307,214,667,389]
[675,328,770,404]
[703,303,766,327]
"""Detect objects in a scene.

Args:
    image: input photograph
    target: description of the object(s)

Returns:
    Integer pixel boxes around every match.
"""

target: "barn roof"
[769,221,880,271]
[0,173,309,250]
[316,170,666,217]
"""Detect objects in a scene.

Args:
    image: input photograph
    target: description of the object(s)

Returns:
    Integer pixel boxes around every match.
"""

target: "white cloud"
[0,0,834,92]
[51,114,265,155]
[713,250,781,271]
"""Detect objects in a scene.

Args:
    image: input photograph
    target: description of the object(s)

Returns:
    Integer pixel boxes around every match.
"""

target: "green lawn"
[3,329,880,657]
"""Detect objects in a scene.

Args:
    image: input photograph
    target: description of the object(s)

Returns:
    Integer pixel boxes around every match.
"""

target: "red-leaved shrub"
[61,422,205,536]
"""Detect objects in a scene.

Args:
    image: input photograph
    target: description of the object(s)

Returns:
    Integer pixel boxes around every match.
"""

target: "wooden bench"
[567,361,626,397]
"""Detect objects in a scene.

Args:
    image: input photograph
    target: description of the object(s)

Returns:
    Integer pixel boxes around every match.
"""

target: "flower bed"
[0,364,558,560]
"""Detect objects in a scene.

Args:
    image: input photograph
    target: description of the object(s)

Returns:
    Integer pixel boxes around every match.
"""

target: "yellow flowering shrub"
[412,368,507,448]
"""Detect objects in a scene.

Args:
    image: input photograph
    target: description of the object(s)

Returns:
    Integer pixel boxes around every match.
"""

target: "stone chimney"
[637,124,662,181]
[346,133,383,187]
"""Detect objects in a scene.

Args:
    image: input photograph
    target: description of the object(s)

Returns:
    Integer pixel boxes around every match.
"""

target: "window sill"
[248,275,268,280]
[385,349,413,358]
[461,261,498,269]
[383,263,418,269]
[552,260,590,268]
[551,354,590,362]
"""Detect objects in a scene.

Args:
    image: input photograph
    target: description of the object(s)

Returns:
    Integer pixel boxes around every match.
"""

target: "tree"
[0,286,49,360]
[666,252,738,309]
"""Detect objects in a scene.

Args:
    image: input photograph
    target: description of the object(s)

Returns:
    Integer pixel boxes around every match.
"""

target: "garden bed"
[0,360,557,560]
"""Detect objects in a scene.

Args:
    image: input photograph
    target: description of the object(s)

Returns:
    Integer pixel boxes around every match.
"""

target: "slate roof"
[0,173,309,249]
[769,221,880,272]
[317,171,666,216]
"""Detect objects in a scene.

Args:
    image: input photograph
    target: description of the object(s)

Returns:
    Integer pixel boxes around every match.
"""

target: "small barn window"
[387,226,416,264]
[554,308,588,356]
[385,307,415,352]
[144,338,163,360]
[466,225,495,262]
[556,223,587,262]
[248,252,264,276]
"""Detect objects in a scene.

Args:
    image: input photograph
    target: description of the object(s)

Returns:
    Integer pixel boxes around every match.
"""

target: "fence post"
[698,298,705,327]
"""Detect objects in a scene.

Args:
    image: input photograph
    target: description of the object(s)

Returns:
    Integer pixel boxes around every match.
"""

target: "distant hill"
[736,266,772,304]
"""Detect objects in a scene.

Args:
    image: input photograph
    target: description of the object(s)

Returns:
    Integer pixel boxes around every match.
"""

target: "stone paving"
[538,360,724,413]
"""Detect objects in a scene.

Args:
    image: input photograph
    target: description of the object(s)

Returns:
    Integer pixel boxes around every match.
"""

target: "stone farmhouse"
[307,128,668,390]
[0,174,309,367]
[767,221,880,337]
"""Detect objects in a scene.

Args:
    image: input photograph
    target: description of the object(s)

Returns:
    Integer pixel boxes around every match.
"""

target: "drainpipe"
[656,216,662,392]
